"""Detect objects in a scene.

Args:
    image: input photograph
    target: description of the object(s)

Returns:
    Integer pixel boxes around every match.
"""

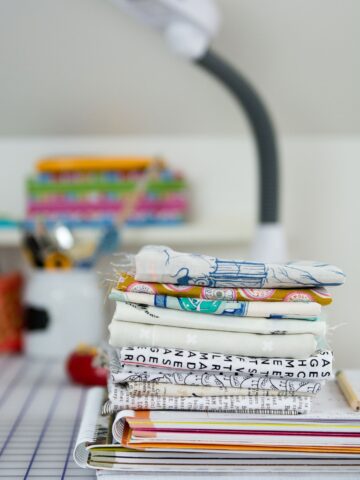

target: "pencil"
[336,370,360,412]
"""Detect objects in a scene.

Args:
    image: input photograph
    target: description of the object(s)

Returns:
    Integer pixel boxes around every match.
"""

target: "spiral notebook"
[74,378,360,475]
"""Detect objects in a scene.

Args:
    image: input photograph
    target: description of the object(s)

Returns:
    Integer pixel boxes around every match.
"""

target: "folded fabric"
[119,347,333,380]
[116,272,333,305]
[116,369,322,394]
[109,320,318,358]
[134,245,345,288]
[110,290,321,319]
[112,301,326,336]
[109,349,322,394]
[125,382,316,398]
[104,381,312,414]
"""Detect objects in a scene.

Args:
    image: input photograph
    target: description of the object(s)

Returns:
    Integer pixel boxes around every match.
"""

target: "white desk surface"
[1,355,359,480]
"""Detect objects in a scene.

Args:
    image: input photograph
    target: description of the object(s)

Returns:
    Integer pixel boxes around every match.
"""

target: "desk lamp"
[109,0,287,262]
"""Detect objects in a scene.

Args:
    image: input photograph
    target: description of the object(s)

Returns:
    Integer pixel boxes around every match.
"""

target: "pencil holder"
[24,269,104,358]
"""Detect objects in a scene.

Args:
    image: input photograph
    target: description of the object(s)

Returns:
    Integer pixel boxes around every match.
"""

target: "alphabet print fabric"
[109,348,322,395]
[118,347,333,380]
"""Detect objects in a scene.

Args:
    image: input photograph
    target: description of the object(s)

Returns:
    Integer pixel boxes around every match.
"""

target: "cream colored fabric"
[108,320,318,359]
[112,301,326,336]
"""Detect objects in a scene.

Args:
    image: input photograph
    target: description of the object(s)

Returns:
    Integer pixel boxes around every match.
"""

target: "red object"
[0,272,23,353]
[66,347,107,386]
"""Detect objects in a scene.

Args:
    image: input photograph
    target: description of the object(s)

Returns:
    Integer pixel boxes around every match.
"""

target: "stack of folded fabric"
[26,157,188,228]
[105,245,345,416]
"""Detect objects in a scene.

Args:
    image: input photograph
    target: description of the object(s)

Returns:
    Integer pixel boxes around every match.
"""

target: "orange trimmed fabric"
[116,272,332,305]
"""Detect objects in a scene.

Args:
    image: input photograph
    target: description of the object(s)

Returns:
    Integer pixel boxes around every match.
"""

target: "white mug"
[24,269,104,358]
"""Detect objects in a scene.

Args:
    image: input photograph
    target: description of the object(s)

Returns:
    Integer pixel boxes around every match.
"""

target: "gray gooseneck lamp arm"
[196,49,279,224]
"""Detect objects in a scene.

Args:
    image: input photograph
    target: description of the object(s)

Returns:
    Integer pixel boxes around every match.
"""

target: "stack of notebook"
[75,378,360,473]
[73,246,360,474]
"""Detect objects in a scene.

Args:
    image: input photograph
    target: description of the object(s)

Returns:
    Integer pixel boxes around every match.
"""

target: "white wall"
[0,136,359,369]
[0,0,359,135]
[0,2,359,368]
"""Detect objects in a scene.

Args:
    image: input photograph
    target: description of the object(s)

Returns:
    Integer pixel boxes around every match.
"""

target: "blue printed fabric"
[134,245,345,288]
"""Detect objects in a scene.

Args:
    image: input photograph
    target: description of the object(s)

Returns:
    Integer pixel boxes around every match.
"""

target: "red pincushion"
[66,348,107,386]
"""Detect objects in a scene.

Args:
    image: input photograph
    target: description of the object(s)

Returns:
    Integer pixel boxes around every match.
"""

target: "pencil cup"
[24,269,104,358]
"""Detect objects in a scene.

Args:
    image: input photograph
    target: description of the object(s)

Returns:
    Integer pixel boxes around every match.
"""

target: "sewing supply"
[44,251,73,270]
[22,232,44,267]
[53,222,75,251]
[66,344,107,386]
[80,226,120,268]
[35,219,55,251]
[336,370,360,412]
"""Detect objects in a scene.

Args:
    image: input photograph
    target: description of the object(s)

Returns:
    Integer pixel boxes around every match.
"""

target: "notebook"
[74,379,360,473]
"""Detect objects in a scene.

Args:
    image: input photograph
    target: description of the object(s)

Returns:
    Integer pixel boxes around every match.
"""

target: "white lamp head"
[109,0,220,59]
